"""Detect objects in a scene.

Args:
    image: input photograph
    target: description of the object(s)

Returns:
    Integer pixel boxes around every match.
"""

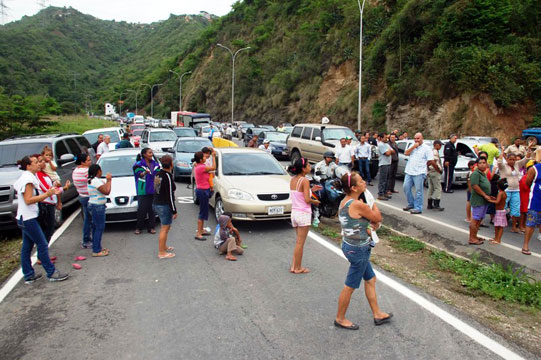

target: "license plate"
[268,206,284,215]
[282,151,289,155]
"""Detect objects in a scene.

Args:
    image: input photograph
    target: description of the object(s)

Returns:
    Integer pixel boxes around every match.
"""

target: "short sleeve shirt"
[14,171,40,221]
[477,143,500,165]
[377,142,391,166]
[97,142,110,155]
[405,143,434,176]
[88,178,107,205]
[335,145,353,163]
[469,169,491,207]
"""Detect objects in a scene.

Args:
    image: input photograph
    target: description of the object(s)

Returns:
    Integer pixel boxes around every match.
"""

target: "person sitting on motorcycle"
[314,151,338,184]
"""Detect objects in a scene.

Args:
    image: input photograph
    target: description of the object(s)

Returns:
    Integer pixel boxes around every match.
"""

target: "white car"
[133,115,144,124]
[192,147,292,221]
[97,149,140,223]
[140,128,177,156]
[83,127,125,150]
[199,126,222,139]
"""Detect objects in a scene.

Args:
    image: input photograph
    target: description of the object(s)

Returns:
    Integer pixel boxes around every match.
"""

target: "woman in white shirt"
[14,156,69,283]
[87,164,112,257]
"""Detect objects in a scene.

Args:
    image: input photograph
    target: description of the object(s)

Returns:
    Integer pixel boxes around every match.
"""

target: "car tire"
[290,150,301,165]
[214,196,224,221]
[54,208,63,228]
[192,181,199,205]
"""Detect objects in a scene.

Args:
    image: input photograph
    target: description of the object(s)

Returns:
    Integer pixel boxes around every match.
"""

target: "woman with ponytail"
[333,172,392,330]
[87,164,112,257]
[288,157,320,274]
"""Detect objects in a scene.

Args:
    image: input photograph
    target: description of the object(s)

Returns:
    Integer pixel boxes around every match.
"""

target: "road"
[0,178,534,359]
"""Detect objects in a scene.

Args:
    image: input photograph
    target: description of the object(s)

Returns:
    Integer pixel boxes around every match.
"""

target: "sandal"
[334,320,359,330]
[74,256,86,261]
[158,252,176,259]
[374,313,394,326]
[489,239,501,244]
[134,229,141,235]
[522,248,531,255]
[468,240,484,245]
[92,250,109,257]
[194,236,207,241]
[225,255,237,261]
[166,246,174,251]
[148,229,156,234]
[292,268,310,274]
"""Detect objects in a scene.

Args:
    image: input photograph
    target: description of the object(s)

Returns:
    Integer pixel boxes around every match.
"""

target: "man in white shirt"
[96,135,111,159]
[258,139,272,154]
[355,135,372,185]
[403,132,438,214]
[335,138,354,168]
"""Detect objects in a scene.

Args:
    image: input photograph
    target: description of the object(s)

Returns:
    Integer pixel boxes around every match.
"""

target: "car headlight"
[176,161,190,168]
[228,189,254,201]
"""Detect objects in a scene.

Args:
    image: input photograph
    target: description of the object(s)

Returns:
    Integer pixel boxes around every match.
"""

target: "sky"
[0,0,237,24]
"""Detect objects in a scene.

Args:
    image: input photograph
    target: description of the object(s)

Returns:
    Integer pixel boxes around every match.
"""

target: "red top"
[194,164,210,190]
[519,174,529,214]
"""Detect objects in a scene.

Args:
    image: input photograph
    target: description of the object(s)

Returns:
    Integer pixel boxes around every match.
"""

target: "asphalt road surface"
[0,180,534,359]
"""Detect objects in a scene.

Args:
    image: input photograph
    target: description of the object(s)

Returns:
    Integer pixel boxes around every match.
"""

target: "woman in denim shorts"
[153,155,177,259]
[334,172,393,330]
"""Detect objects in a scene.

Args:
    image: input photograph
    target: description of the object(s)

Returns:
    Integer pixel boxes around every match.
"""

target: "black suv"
[0,133,95,229]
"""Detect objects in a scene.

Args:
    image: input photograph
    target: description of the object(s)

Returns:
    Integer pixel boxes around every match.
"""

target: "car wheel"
[192,182,199,205]
[290,150,301,165]
[527,136,538,146]
[214,196,224,221]
[54,208,63,228]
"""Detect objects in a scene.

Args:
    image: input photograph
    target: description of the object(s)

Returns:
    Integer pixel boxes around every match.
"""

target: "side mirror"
[167,148,175,153]
[315,136,322,141]
[58,153,75,166]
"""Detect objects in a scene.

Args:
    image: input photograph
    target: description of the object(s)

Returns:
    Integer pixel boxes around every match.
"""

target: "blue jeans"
[342,241,375,289]
[357,158,371,183]
[79,197,92,245]
[18,217,55,280]
[196,188,210,221]
[89,204,106,253]
[404,174,425,212]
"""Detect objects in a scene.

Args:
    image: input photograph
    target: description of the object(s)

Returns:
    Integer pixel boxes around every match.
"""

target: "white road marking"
[308,230,525,360]
[377,201,541,258]
[0,208,81,304]
[177,196,194,204]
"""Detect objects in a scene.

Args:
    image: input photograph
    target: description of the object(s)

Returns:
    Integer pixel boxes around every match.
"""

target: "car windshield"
[0,142,49,167]
[150,132,176,142]
[322,128,355,140]
[283,127,293,134]
[266,132,288,142]
[174,128,197,137]
[98,154,138,177]
[177,140,212,153]
[222,153,286,176]
[243,123,255,128]
[85,131,120,144]
[132,129,143,136]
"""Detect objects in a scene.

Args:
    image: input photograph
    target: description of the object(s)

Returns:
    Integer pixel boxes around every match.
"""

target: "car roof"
[216,147,268,154]
[99,148,140,157]
[173,127,197,130]
[83,127,122,134]
[176,137,210,141]
[0,133,81,144]
[145,128,175,132]
[294,123,350,129]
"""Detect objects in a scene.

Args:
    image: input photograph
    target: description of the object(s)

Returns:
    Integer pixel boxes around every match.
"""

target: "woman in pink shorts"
[288,157,320,274]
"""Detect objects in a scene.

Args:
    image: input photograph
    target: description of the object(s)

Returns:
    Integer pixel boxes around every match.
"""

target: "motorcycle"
[311,165,350,219]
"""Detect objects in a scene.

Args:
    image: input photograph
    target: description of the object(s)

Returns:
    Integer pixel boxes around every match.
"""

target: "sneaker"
[81,242,92,249]
[24,273,43,284]
[48,270,69,282]
[410,210,422,214]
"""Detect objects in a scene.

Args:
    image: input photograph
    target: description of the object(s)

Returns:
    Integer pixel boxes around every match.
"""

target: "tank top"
[528,163,541,212]
[338,199,370,246]
[291,177,311,213]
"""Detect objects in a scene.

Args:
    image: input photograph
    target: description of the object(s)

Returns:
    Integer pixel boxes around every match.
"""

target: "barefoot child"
[214,212,244,261]
[488,178,508,244]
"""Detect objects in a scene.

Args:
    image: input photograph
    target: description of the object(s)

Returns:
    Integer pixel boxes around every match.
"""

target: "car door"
[53,140,74,202]
[396,141,409,176]
[310,127,327,162]
[63,137,82,200]
[141,130,149,148]
[299,127,315,162]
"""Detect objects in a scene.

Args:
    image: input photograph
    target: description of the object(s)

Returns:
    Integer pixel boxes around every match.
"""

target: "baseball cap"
[263,139,270,144]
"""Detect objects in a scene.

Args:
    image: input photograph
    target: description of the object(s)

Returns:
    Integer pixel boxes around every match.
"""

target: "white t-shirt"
[14,171,40,221]
[335,145,353,164]
[258,144,272,154]
[97,142,110,155]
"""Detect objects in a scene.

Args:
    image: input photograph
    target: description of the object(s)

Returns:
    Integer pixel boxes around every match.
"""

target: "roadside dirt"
[316,220,541,357]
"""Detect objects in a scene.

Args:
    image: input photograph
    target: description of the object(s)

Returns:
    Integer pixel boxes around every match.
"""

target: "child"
[488,178,508,244]
[42,146,60,183]
[214,212,244,261]
[202,147,214,193]
[465,160,476,223]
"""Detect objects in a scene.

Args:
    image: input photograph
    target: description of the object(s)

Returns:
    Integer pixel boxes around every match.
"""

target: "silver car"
[396,140,472,185]
[97,149,140,223]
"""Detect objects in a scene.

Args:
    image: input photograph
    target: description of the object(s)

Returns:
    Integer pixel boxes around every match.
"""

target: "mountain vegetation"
[0,1,539,133]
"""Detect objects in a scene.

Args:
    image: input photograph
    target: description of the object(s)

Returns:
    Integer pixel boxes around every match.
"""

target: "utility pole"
[169,70,191,111]
[216,44,251,124]
[357,0,366,132]
[127,89,138,115]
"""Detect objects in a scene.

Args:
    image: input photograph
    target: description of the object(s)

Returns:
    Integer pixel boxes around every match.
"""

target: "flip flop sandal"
[468,241,484,245]
[194,236,207,241]
[334,320,359,330]
[74,256,86,261]
[225,255,237,261]
[148,229,156,234]
[72,263,82,270]
[374,313,394,326]
[202,232,212,236]
[166,246,174,251]
[134,229,141,235]
[158,253,176,259]
[292,268,310,274]
[522,248,532,255]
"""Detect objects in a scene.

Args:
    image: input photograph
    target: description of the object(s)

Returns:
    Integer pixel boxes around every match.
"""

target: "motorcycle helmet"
[323,151,335,159]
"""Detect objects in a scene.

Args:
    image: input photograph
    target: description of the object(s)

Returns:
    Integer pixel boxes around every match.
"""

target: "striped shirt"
[73,167,89,197]
[88,178,107,205]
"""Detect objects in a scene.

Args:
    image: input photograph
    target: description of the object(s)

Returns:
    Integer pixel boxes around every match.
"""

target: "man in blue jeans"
[355,135,373,186]
[403,133,437,214]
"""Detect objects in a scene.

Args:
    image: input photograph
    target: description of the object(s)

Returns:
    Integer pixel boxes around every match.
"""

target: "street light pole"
[357,0,366,131]
[118,91,123,116]
[169,70,192,111]
[217,44,251,124]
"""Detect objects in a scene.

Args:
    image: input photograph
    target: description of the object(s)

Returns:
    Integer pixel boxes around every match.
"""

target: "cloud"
[1,0,236,24]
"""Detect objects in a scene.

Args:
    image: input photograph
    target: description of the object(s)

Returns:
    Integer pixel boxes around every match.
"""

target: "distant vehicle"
[140,128,177,156]
[191,147,292,221]
[150,118,160,128]
[260,125,276,131]
[129,124,145,133]
[97,149,143,223]
[160,119,171,128]
[0,133,92,229]
[133,115,145,124]
[170,137,213,180]
[172,127,198,138]
[171,111,211,128]
[199,126,222,139]
[144,118,151,126]
[237,123,255,139]
[521,128,541,146]
[131,128,143,147]
[243,127,267,146]
[257,131,290,160]
[83,127,125,150]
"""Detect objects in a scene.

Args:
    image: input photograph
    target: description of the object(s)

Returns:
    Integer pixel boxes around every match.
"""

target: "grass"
[43,115,117,134]
[387,235,426,252]
[0,236,22,284]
